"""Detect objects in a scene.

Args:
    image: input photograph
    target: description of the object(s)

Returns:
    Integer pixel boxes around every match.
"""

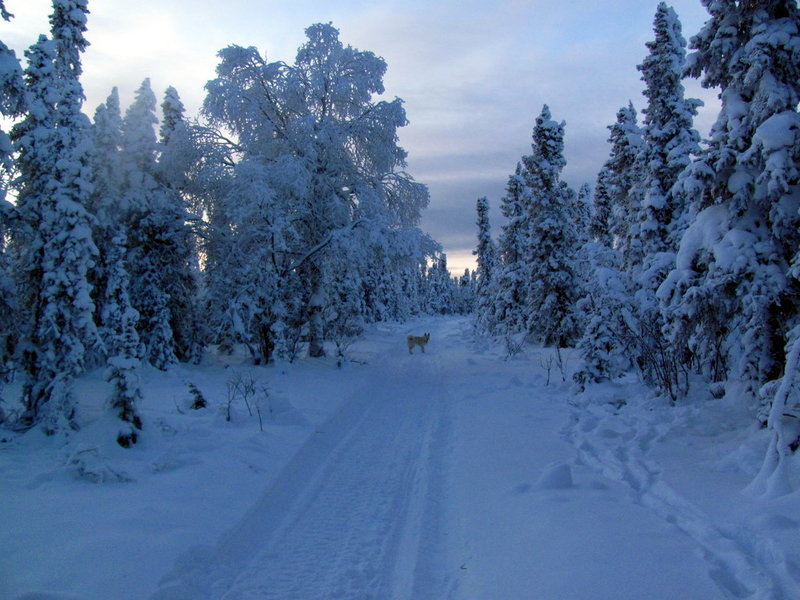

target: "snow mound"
[263,394,309,427]
[535,461,574,490]
[754,514,799,531]
[65,445,133,483]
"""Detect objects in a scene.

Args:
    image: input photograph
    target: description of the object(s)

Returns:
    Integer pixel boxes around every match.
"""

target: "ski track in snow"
[568,402,800,600]
[151,323,460,600]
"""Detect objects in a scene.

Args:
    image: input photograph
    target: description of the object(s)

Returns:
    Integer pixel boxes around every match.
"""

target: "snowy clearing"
[2,316,799,600]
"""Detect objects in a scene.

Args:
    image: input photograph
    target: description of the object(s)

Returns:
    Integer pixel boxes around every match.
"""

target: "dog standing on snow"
[407,333,430,354]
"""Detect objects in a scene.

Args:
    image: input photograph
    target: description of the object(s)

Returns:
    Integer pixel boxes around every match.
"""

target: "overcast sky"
[1,0,720,274]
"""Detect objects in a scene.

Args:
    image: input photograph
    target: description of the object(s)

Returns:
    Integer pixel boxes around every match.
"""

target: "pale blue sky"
[1,0,718,273]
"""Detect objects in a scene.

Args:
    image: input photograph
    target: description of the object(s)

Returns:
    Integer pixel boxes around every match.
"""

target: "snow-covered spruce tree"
[492,165,528,333]
[101,229,143,447]
[473,196,499,333]
[573,241,637,390]
[426,254,455,315]
[120,79,178,369]
[627,2,702,401]
[520,105,583,347]
[574,183,593,245]
[120,79,198,368]
[0,16,24,201]
[575,189,637,389]
[86,87,126,369]
[200,23,430,359]
[578,101,662,393]
[749,248,800,495]
[605,103,644,273]
[659,0,800,407]
[157,86,203,363]
[572,182,593,297]
[589,167,614,247]
[0,16,25,418]
[636,2,703,267]
[159,86,185,146]
[11,0,99,433]
[91,88,123,222]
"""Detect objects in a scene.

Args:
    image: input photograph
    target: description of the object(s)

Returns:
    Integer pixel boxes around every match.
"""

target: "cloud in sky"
[1,0,720,274]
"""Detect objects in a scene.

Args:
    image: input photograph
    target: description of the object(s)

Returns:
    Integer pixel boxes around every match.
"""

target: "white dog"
[407,333,430,354]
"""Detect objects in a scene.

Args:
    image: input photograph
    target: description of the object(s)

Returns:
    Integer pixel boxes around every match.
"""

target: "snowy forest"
[472,0,800,496]
[0,1,474,444]
[2,0,800,598]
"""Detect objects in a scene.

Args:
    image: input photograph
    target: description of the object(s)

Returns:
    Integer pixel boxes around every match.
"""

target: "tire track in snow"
[151,328,455,600]
[568,403,800,600]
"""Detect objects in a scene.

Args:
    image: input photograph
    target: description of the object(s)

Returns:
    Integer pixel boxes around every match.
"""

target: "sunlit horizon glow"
[0,0,718,277]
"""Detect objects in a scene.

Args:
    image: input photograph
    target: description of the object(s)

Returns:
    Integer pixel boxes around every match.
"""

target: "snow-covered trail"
[152,321,460,600]
[149,316,794,600]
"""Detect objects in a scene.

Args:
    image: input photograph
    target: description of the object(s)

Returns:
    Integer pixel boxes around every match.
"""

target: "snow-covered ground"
[2,315,799,599]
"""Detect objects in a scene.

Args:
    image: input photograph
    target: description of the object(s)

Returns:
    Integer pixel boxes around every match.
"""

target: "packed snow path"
[151,317,798,600]
[152,322,458,600]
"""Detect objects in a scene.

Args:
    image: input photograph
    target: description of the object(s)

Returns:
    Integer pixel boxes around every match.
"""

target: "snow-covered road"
[4,316,798,599]
[148,316,800,600]
[152,323,459,599]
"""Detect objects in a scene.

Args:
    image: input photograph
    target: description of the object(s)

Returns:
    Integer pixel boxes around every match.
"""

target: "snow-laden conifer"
[91,88,123,221]
[605,103,644,272]
[573,242,635,390]
[84,87,127,372]
[426,254,454,315]
[589,168,613,247]
[0,17,24,416]
[159,86,185,145]
[628,3,700,401]
[11,0,99,434]
[101,229,143,447]
[636,2,702,264]
[473,196,498,333]
[156,85,202,363]
[492,166,529,333]
[120,79,178,369]
[574,183,592,245]
[659,0,800,405]
[121,80,198,367]
[520,105,582,347]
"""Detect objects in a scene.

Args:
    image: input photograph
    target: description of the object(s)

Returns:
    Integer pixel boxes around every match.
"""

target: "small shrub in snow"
[225,371,257,422]
[555,347,572,383]
[187,382,207,410]
[328,315,364,368]
[504,333,526,360]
